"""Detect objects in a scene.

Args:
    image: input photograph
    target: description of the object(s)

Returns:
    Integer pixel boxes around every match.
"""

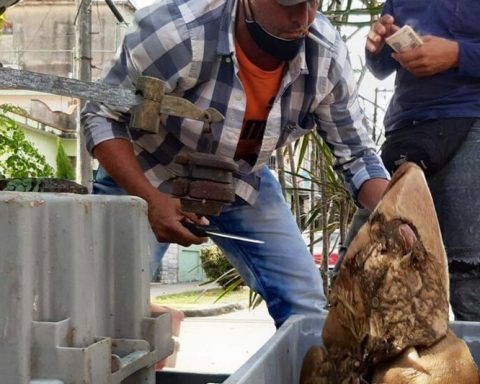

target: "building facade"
[0,1,212,284]
[0,0,137,163]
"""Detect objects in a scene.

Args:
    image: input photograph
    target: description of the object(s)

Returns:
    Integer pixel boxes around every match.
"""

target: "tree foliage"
[0,14,6,31]
[0,105,54,179]
[200,245,242,289]
[56,140,75,180]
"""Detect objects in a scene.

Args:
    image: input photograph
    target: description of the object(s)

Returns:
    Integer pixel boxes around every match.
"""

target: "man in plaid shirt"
[82,0,389,327]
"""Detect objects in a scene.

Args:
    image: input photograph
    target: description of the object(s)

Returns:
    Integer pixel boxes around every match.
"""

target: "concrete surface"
[150,281,218,298]
[151,281,249,318]
[166,303,275,374]
[150,282,276,375]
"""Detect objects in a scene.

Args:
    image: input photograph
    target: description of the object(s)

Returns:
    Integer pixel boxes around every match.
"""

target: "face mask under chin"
[245,19,305,62]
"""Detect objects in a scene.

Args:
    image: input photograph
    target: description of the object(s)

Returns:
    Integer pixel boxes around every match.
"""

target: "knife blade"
[0,67,225,126]
[181,220,264,244]
[0,66,141,107]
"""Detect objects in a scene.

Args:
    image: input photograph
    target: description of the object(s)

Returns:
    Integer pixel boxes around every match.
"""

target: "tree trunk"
[75,0,93,190]
[287,144,302,227]
[276,148,287,200]
[319,153,330,300]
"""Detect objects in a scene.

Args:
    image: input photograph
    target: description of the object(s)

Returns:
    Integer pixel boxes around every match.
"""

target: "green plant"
[151,287,249,307]
[199,245,263,307]
[0,104,54,178]
[3,178,41,192]
[200,245,242,289]
[56,140,75,180]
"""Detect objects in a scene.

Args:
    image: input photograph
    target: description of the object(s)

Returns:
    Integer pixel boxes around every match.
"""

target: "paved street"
[151,283,276,375]
[171,304,275,374]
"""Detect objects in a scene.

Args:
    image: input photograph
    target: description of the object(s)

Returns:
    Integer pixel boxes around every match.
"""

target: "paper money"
[385,25,423,53]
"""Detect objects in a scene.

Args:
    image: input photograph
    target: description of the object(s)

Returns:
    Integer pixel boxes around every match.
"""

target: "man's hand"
[146,190,209,247]
[366,14,400,55]
[357,178,389,212]
[93,139,208,247]
[392,35,459,77]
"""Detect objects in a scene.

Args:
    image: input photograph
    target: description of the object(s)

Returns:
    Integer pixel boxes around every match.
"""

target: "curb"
[182,302,249,317]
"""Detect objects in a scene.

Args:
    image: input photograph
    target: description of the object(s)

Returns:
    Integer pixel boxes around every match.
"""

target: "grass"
[152,287,250,308]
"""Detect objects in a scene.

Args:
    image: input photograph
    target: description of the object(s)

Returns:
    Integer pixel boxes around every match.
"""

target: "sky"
[343,24,395,142]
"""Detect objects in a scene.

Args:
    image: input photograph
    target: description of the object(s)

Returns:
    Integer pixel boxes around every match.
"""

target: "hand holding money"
[385,25,423,53]
[391,35,460,77]
[366,14,400,55]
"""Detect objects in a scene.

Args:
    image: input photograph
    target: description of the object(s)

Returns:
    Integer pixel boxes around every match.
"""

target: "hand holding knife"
[181,219,264,244]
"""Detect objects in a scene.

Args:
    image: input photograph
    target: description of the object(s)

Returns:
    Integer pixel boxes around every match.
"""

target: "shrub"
[56,140,75,180]
[200,245,244,289]
[0,104,54,178]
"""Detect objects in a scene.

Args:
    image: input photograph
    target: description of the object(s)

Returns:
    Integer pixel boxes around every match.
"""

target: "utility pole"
[75,0,93,189]
[373,87,378,143]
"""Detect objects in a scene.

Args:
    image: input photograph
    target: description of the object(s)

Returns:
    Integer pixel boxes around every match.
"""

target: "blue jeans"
[428,120,480,320]
[93,165,327,327]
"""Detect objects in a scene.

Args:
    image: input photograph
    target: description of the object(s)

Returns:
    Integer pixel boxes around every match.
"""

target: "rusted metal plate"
[174,153,238,183]
[171,151,238,215]
[188,153,239,171]
[189,180,235,202]
[179,198,226,216]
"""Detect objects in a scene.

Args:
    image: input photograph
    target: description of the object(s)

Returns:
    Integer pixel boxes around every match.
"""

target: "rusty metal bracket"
[172,153,239,216]
[128,77,237,215]
[129,76,224,134]
[129,77,165,134]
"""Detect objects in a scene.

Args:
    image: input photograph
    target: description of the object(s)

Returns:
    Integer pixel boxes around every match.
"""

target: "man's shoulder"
[136,0,228,26]
[311,12,338,47]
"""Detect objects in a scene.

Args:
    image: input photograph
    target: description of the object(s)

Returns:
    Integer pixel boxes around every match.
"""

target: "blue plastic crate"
[156,315,480,384]
[224,314,480,384]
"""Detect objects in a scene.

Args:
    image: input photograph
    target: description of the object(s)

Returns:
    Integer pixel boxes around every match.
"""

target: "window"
[268,155,276,170]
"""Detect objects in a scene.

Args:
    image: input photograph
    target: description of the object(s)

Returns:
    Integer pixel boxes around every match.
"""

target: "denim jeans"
[428,120,480,320]
[340,119,480,321]
[93,165,327,327]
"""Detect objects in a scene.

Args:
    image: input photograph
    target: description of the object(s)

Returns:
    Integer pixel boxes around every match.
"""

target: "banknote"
[385,25,423,53]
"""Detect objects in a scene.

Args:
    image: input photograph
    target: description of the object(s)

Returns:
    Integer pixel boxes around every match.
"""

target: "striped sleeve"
[314,32,389,202]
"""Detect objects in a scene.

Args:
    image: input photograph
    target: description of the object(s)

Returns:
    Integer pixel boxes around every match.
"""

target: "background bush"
[0,105,54,178]
[56,140,75,180]
[200,245,244,289]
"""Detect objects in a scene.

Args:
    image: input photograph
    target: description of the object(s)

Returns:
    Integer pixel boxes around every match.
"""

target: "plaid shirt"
[82,0,389,204]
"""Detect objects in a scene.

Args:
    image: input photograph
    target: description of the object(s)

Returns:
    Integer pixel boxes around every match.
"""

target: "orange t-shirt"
[234,41,286,165]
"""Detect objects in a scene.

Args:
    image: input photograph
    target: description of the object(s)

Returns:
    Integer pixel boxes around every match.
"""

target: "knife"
[181,220,264,244]
[0,67,224,123]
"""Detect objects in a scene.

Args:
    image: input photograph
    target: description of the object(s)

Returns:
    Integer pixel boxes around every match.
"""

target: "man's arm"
[314,29,390,208]
[365,4,400,80]
[365,14,399,56]
[392,36,480,78]
[457,41,480,78]
[357,178,389,211]
[391,36,459,77]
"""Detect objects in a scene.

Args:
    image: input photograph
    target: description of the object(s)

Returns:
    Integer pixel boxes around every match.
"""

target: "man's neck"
[235,0,283,71]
